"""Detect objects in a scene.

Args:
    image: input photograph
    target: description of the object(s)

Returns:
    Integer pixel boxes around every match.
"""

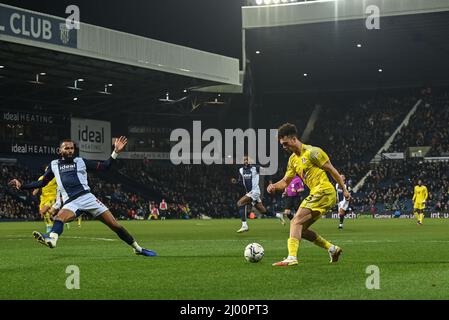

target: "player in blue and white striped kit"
[9,137,156,257]
[234,156,268,233]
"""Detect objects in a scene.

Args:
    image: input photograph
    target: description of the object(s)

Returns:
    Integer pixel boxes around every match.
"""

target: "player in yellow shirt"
[32,167,57,233]
[412,179,428,225]
[267,123,350,267]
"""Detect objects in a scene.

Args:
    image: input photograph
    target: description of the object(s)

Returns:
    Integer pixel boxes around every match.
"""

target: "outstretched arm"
[32,176,45,196]
[267,175,294,195]
[9,166,54,191]
[267,157,295,195]
[322,161,350,200]
[85,136,128,171]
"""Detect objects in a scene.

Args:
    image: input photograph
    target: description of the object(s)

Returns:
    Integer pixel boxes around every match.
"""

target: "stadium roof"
[0,40,223,117]
[0,3,240,118]
[244,1,449,94]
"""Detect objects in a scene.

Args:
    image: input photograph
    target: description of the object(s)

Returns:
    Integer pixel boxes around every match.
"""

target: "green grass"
[1,218,449,300]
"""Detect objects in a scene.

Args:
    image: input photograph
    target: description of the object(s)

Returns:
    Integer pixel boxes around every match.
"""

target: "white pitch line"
[64,236,117,242]
[3,236,449,244]
[141,239,449,244]
[3,236,117,242]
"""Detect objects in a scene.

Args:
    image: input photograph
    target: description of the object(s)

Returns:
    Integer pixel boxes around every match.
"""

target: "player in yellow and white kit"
[33,168,57,233]
[413,179,428,225]
[267,123,350,267]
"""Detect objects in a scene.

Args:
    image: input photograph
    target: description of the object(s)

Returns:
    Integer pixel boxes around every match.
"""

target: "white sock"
[242,221,248,228]
[49,233,59,242]
[132,242,142,252]
[287,255,297,261]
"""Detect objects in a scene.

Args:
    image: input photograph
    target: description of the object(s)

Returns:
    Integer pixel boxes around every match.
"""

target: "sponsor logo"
[430,213,449,219]
[59,164,76,172]
[10,144,58,155]
[71,118,111,160]
[3,111,54,124]
[78,125,105,144]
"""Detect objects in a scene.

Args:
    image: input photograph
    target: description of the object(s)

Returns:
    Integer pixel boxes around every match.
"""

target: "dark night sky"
[0,0,243,59]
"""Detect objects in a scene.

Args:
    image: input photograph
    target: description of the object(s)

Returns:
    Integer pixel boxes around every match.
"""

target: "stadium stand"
[0,162,152,221]
[115,89,449,218]
[2,88,448,220]
[309,94,417,184]
[387,88,449,156]
[0,164,39,220]
[357,160,449,214]
[119,160,243,219]
[352,88,449,214]
[115,91,432,218]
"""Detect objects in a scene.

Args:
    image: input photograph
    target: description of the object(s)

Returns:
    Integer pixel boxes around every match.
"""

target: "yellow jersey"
[284,144,334,194]
[38,175,57,201]
[413,185,428,204]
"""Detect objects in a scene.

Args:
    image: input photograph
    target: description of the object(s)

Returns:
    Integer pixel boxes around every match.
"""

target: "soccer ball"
[244,243,264,263]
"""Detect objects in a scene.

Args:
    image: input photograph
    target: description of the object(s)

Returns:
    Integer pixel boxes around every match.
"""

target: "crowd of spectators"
[354,160,449,213]
[0,163,159,221]
[87,175,149,220]
[3,89,449,220]
[115,91,449,218]
[310,96,416,183]
[0,193,36,220]
[0,164,39,220]
[388,89,449,156]
[118,160,244,218]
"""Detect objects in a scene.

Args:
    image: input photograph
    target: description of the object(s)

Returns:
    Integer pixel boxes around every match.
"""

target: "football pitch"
[1,218,449,300]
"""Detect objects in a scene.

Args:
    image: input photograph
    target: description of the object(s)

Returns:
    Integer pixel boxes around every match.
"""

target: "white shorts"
[62,193,109,219]
[338,199,349,211]
[246,191,262,206]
